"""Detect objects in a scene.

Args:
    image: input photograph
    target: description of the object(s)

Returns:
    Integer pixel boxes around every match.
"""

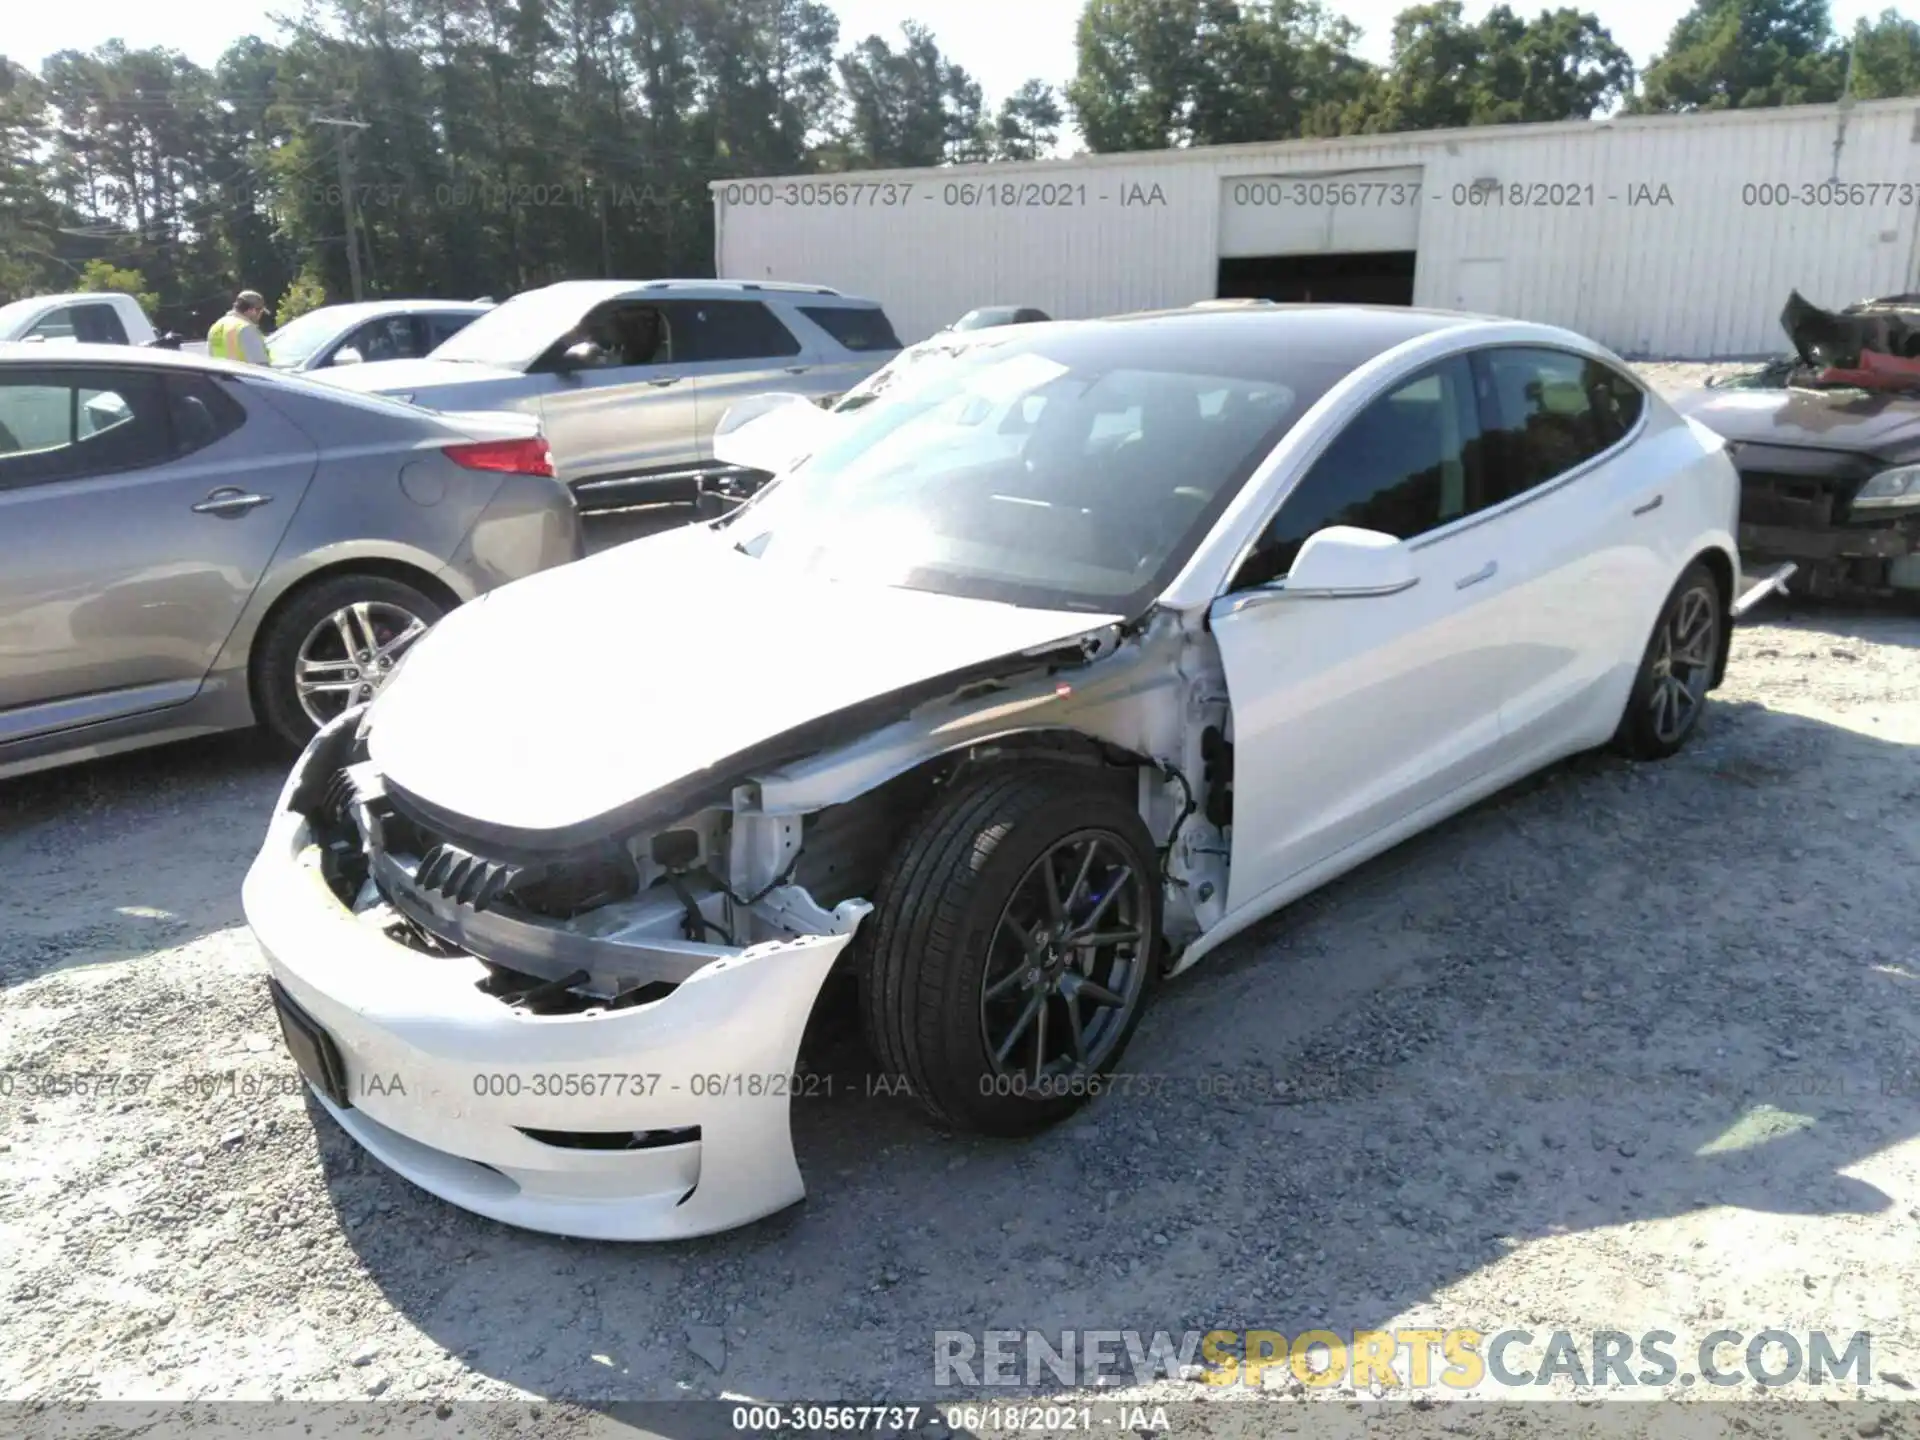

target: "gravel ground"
[3,362,1918,1414]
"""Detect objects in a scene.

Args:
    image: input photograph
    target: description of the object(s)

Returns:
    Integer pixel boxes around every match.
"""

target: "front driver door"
[1207,355,1519,911]
[536,299,700,494]
[0,365,317,743]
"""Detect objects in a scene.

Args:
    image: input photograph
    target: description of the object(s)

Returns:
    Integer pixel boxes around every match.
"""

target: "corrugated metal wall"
[713,100,1920,358]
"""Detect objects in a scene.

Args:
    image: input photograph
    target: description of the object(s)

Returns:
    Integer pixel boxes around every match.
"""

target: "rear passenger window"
[74,303,130,345]
[164,374,247,457]
[0,368,171,488]
[682,301,802,361]
[1477,347,1642,502]
[801,306,902,352]
[1589,360,1645,444]
[1230,356,1488,590]
[340,315,418,364]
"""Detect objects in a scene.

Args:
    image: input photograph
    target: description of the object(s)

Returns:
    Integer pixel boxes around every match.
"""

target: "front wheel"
[1612,559,1723,760]
[858,765,1163,1136]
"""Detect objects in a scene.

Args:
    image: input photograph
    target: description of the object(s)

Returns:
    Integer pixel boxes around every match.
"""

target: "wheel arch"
[780,724,1170,916]
[767,721,1166,826]
[1690,543,1737,689]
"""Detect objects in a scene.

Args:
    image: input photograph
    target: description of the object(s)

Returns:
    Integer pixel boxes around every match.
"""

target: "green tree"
[275,267,329,322]
[0,59,64,301]
[1632,0,1845,112]
[1351,2,1631,132]
[836,22,983,167]
[1846,8,1920,98]
[991,80,1065,160]
[1067,0,1374,152]
[77,258,159,314]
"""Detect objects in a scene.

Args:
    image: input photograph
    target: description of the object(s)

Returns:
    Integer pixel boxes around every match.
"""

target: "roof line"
[707,97,1920,190]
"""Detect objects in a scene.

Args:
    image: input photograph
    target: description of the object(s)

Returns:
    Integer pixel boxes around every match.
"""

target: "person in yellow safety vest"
[206,290,271,364]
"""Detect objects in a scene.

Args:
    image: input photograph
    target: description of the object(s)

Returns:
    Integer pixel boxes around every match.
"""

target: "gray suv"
[318,280,902,511]
[0,343,582,780]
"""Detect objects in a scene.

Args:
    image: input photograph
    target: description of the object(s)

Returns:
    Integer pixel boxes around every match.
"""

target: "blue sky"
[10,0,1919,118]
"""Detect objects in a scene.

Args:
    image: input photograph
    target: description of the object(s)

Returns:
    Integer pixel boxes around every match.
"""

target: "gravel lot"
[3,363,1918,1412]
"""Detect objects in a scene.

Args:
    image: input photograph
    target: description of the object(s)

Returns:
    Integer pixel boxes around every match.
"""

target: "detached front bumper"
[242,804,862,1241]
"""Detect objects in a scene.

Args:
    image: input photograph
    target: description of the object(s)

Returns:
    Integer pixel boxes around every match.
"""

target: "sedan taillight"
[442,436,555,477]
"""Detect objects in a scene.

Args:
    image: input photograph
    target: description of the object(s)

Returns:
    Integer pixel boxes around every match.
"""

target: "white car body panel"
[243,311,1744,1240]
[1209,522,1516,908]
[709,393,835,474]
[245,803,869,1240]
[0,291,158,346]
[369,524,1121,832]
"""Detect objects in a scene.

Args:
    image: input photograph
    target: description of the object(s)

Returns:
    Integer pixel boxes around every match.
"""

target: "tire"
[252,573,444,753]
[858,764,1163,1136]
[1611,559,1723,761]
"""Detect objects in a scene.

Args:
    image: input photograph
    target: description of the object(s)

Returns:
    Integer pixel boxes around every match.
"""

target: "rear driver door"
[677,300,814,464]
[1472,346,1667,756]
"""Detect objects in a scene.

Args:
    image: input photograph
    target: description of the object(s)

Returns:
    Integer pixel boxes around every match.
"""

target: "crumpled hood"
[315,357,524,395]
[366,524,1120,836]
[1673,384,1920,459]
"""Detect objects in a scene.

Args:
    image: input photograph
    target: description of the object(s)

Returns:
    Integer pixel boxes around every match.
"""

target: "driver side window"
[539,301,673,370]
[1229,356,1489,591]
[341,315,415,365]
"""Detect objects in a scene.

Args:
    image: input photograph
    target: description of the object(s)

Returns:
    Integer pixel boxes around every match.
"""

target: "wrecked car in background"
[1676,289,1920,598]
[245,305,1748,1240]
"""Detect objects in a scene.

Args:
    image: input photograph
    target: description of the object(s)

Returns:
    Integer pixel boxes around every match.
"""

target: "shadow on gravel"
[0,728,288,990]
[306,667,1920,1404]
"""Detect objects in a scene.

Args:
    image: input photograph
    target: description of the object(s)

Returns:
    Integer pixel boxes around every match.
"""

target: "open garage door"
[1217,166,1423,305]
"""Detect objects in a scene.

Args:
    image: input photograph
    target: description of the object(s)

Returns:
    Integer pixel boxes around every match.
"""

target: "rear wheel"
[1612,560,1722,760]
[253,573,443,752]
[858,765,1162,1136]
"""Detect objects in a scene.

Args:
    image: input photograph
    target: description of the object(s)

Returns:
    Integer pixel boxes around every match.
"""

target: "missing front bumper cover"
[371,845,867,1001]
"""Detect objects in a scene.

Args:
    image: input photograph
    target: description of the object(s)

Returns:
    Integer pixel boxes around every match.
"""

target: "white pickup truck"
[0,291,160,347]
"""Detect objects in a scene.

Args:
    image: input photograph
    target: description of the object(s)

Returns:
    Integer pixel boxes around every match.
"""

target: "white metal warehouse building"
[710,98,1920,358]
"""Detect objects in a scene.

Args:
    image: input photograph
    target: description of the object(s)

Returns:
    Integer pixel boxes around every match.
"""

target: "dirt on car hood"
[365,523,1122,837]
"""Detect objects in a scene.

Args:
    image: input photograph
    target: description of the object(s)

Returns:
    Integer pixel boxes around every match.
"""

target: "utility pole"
[1825,40,1859,182]
[313,114,371,301]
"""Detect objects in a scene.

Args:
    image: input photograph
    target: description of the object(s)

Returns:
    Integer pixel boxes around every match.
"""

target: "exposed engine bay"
[289,607,1237,1016]
[1684,291,1920,599]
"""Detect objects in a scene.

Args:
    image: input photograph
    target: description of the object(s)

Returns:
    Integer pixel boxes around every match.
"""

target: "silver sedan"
[0,342,584,779]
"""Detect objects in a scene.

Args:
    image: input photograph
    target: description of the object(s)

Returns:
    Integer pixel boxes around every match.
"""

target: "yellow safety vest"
[207,313,253,362]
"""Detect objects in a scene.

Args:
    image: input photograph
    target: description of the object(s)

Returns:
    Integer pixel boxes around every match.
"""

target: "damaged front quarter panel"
[743,603,1236,958]
[292,601,1236,1034]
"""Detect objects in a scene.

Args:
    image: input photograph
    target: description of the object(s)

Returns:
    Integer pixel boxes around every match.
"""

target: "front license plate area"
[269,977,353,1110]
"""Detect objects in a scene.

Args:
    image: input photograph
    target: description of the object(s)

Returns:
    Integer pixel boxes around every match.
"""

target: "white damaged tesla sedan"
[244,304,1754,1241]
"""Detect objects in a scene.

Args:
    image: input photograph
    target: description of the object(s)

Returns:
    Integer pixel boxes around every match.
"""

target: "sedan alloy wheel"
[294,601,431,728]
